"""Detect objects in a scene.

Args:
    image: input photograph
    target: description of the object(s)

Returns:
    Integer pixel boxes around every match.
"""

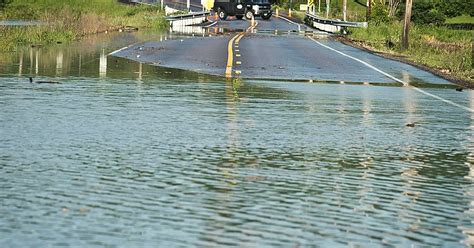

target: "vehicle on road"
[213,0,272,20]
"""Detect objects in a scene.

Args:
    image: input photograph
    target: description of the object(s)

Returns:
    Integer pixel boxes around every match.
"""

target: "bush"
[421,8,446,25]
[2,4,40,20]
[437,0,473,18]
[370,4,391,24]
[0,0,11,9]
[400,0,446,25]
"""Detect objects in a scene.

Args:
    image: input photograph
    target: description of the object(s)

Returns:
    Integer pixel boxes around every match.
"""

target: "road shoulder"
[336,35,472,88]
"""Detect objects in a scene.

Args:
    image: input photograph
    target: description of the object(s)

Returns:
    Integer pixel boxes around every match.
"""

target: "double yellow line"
[225,21,258,78]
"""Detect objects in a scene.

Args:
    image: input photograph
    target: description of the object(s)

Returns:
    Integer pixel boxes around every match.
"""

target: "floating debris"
[29,77,61,84]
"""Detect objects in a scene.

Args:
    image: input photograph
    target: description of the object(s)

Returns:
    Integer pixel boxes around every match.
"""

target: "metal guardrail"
[305,12,367,28]
[165,11,210,21]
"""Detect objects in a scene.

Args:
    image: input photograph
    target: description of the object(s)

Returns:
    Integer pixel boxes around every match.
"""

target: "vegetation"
[348,22,473,83]
[280,0,474,83]
[320,0,474,84]
[0,0,168,51]
[446,15,474,24]
[0,0,11,9]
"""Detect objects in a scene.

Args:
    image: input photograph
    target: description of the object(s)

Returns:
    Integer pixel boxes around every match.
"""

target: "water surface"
[1,31,474,247]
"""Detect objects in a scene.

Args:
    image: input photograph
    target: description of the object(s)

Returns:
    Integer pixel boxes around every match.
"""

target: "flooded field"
[1,30,474,247]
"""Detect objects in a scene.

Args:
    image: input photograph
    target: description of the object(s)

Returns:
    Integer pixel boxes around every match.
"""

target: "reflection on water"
[99,49,107,78]
[0,31,204,79]
[0,31,473,247]
[462,91,474,246]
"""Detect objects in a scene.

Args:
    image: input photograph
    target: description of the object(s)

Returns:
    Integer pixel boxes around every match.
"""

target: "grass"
[0,0,168,51]
[298,0,473,83]
[348,22,474,84]
[446,15,474,24]
[280,0,473,83]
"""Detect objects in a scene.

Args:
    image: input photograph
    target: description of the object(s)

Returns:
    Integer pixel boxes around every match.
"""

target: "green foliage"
[398,0,445,25]
[369,4,390,24]
[437,0,473,18]
[0,0,11,9]
[446,15,474,24]
[348,22,474,83]
[2,4,40,19]
[0,0,167,51]
[418,8,445,25]
[396,0,473,25]
[412,0,445,25]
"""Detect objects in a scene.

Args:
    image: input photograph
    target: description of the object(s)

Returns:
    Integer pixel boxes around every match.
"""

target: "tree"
[388,0,401,17]
[326,0,330,18]
[0,0,11,9]
[398,0,446,25]
[437,0,473,18]
[366,0,371,21]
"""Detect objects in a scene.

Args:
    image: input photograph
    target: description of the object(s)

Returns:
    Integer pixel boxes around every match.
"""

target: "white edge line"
[276,15,301,32]
[108,46,129,56]
[108,42,142,56]
[307,36,474,113]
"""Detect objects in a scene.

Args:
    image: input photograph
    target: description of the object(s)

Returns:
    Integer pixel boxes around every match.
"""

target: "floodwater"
[0,20,43,26]
[1,30,474,247]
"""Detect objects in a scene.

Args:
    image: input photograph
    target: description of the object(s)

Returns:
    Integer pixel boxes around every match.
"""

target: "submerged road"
[2,9,474,247]
[113,16,452,86]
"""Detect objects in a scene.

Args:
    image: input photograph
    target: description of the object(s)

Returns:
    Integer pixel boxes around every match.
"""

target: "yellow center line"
[225,21,258,78]
[235,32,245,44]
[225,33,244,78]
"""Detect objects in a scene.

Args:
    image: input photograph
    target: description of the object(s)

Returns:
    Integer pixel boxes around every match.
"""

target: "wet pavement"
[115,35,232,75]
[113,17,452,86]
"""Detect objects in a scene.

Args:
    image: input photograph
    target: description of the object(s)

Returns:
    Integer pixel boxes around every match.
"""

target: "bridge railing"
[166,11,210,27]
[305,12,367,33]
[165,11,210,21]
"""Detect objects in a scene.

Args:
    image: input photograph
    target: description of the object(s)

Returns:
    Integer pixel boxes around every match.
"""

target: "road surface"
[113,16,451,87]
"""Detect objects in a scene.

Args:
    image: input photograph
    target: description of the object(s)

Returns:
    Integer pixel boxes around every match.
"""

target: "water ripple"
[0,77,473,247]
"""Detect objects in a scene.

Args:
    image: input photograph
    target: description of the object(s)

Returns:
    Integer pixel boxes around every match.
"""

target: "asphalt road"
[113,16,452,86]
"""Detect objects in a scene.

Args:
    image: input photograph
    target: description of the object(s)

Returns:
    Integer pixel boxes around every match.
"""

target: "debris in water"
[29,77,61,84]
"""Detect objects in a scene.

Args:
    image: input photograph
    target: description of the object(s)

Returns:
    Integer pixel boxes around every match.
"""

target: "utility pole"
[343,0,347,21]
[187,0,190,11]
[402,0,413,50]
[366,0,371,21]
[326,0,330,18]
[318,0,321,13]
[289,0,292,17]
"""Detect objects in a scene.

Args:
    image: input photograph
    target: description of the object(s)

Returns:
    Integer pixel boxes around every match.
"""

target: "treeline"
[370,0,473,25]
[0,0,11,9]
[273,0,473,25]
